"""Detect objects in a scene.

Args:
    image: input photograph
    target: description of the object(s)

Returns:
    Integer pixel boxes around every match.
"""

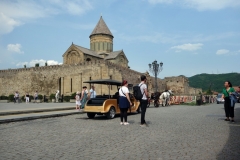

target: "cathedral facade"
[0,17,201,97]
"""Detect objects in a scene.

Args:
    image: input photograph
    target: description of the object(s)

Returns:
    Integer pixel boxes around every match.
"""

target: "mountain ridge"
[188,73,240,92]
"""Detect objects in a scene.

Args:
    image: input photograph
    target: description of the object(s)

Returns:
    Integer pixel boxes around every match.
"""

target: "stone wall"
[0,60,141,96]
[0,60,201,97]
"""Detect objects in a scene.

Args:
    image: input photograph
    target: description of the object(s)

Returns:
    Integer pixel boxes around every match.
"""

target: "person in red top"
[119,80,132,125]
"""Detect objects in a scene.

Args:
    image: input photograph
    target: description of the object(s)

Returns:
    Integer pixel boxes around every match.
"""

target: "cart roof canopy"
[83,79,122,86]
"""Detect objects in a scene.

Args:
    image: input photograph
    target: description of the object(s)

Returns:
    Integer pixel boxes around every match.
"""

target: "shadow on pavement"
[216,107,240,160]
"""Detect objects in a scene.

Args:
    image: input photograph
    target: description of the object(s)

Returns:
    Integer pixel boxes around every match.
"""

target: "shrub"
[71,92,76,99]
[63,96,71,102]
[8,94,14,102]
[0,95,8,100]
[21,96,25,102]
[30,95,34,100]
[38,94,43,100]
[50,94,55,100]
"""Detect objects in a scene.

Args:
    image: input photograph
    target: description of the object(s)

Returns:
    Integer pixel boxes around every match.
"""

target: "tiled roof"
[90,16,113,37]
[104,50,123,60]
[74,44,103,59]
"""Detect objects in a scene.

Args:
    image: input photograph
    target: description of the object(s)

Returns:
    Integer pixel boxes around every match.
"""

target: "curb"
[0,111,84,124]
[0,107,75,116]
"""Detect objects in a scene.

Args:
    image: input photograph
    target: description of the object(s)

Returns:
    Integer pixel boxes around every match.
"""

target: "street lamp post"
[149,60,163,92]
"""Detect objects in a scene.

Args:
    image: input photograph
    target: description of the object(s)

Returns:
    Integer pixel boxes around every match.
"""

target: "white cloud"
[118,32,181,44]
[216,49,229,55]
[148,0,173,4]
[171,43,203,51]
[0,0,93,35]
[0,13,22,35]
[48,0,93,15]
[148,0,240,10]
[16,59,61,67]
[7,44,24,54]
[118,31,239,45]
[184,0,240,11]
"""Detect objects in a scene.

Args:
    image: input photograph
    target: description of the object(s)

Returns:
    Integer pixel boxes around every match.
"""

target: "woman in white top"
[119,80,132,125]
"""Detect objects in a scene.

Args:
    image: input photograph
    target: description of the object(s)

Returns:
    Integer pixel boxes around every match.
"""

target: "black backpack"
[133,84,144,100]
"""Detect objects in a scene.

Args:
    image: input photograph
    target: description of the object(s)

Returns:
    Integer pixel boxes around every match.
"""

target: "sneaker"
[231,120,235,123]
[224,119,230,121]
[124,122,129,125]
[120,122,124,125]
[140,123,148,127]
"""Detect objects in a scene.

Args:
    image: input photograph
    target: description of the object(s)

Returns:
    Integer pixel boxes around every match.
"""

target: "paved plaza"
[0,103,240,160]
[0,103,74,112]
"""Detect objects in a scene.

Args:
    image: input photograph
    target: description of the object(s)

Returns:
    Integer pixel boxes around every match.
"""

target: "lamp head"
[148,64,152,69]
[160,62,163,67]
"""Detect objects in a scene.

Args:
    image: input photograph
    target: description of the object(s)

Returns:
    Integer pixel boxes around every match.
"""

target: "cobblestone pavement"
[0,103,74,112]
[0,103,240,160]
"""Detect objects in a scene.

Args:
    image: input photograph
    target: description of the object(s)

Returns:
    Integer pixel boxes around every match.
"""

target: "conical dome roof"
[90,16,113,38]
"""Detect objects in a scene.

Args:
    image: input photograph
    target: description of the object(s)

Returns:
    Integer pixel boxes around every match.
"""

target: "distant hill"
[188,73,240,92]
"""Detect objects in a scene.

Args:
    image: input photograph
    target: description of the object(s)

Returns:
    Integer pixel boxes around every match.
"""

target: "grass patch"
[180,102,197,106]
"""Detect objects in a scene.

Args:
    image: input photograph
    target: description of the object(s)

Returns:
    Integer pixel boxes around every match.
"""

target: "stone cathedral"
[0,17,201,97]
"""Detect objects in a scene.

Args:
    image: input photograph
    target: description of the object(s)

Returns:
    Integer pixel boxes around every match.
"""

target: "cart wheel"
[107,107,116,119]
[87,113,96,119]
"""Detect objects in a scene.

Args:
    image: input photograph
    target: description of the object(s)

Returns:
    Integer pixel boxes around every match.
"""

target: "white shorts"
[76,101,81,105]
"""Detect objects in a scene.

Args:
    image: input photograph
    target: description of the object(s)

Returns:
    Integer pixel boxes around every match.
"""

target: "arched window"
[86,58,91,62]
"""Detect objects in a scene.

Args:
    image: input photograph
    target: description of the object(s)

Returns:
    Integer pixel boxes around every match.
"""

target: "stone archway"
[66,51,81,64]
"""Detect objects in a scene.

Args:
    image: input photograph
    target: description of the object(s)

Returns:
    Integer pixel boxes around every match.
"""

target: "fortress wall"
[0,60,200,96]
[0,60,121,96]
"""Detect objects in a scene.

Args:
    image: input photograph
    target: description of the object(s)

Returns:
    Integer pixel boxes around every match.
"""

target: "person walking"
[25,92,30,103]
[14,91,20,104]
[119,80,132,125]
[221,81,236,123]
[80,86,88,110]
[75,91,81,110]
[34,91,38,103]
[89,86,97,99]
[139,75,149,127]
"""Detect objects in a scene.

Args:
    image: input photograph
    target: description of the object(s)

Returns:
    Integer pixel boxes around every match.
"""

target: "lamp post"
[149,60,163,92]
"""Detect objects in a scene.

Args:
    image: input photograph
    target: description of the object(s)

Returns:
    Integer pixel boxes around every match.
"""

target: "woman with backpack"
[119,80,132,125]
[221,81,236,123]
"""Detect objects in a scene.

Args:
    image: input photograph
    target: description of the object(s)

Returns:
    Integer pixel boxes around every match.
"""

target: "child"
[75,91,81,110]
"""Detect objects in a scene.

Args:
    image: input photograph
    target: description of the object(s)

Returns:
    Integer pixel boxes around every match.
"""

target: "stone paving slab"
[0,110,83,124]
[0,102,75,112]
[0,103,239,160]
[0,107,75,116]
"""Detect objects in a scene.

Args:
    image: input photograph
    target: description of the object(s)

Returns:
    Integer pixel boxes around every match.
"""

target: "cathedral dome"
[90,16,113,53]
[90,16,113,38]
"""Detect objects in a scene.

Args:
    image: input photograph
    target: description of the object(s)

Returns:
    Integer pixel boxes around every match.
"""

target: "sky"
[0,0,240,79]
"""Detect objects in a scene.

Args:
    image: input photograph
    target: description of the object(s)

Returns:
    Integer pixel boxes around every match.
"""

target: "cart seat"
[87,98,107,106]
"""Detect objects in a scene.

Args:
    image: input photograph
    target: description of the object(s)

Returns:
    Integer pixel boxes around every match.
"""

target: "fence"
[156,95,216,105]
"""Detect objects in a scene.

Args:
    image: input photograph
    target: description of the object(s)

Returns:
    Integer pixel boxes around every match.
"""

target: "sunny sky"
[0,0,240,78]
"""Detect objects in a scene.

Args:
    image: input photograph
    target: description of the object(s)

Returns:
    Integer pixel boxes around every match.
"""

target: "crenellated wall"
[0,60,201,96]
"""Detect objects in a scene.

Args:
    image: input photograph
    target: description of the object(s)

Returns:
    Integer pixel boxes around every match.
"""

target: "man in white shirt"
[139,75,149,127]
[89,86,97,99]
